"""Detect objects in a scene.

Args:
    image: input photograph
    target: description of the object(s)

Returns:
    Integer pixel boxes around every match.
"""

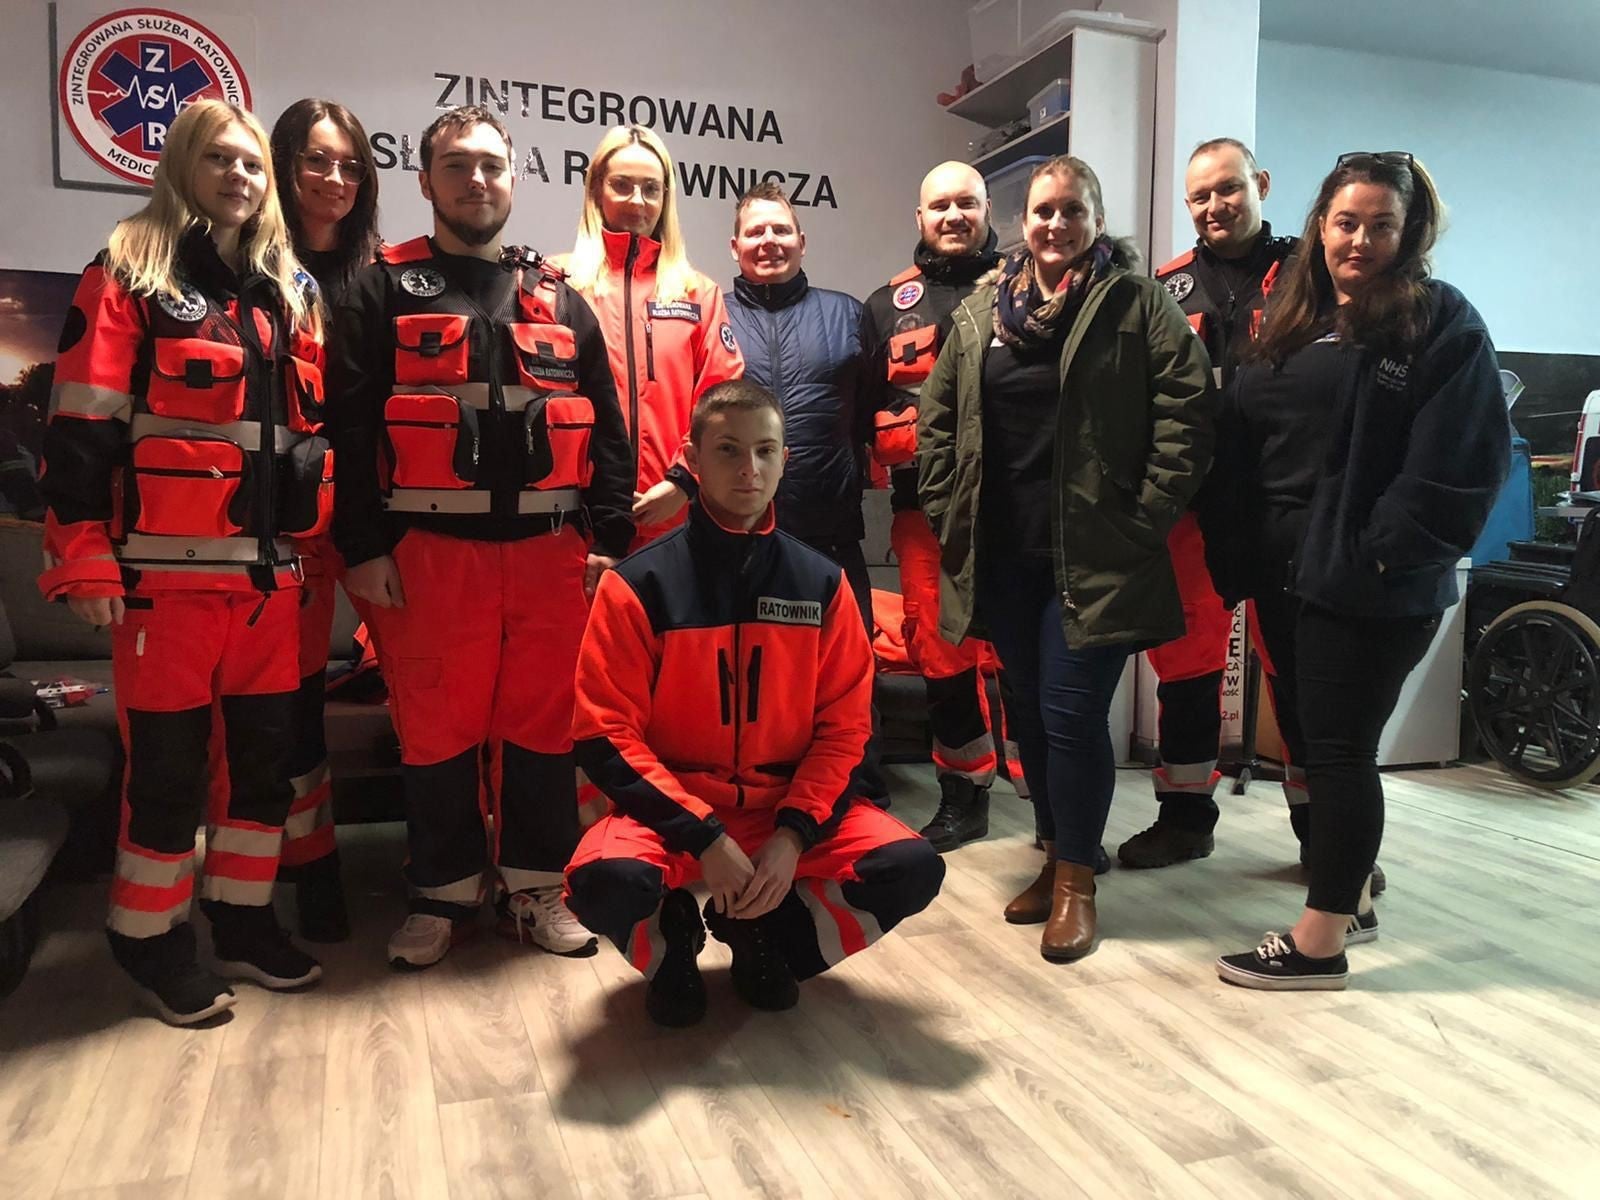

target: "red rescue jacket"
[573,498,873,855]
[39,232,326,598]
[564,229,744,542]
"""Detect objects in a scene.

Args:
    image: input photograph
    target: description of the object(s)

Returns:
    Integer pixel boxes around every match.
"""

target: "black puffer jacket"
[725,271,866,543]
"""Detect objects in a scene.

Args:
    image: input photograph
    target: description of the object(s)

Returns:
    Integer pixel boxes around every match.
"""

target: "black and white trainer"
[1217,931,1348,991]
[1346,909,1379,945]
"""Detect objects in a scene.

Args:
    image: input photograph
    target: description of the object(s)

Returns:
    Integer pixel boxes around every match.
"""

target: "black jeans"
[978,555,1130,866]
[1254,591,1439,914]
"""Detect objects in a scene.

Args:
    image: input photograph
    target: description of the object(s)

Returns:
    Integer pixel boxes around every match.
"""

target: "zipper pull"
[246,595,268,627]
[209,465,224,478]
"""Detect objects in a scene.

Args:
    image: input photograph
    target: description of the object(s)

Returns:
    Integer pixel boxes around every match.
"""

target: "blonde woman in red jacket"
[39,99,327,1024]
[561,125,744,548]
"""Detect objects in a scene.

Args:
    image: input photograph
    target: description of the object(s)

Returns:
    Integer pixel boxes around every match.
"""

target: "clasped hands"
[699,828,804,920]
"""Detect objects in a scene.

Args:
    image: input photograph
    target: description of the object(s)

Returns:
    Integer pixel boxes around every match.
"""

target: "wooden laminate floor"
[3,761,1598,1199]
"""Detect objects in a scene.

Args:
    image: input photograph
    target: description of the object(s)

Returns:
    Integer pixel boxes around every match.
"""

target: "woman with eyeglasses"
[262,98,382,942]
[1205,153,1509,991]
[38,99,327,1023]
[561,125,744,549]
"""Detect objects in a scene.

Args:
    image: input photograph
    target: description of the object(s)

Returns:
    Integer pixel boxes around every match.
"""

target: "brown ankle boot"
[1003,842,1055,925]
[1041,861,1097,961]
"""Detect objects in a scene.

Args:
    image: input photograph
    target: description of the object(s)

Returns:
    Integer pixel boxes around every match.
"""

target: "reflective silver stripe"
[283,797,332,842]
[107,900,190,938]
[131,413,307,453]
[290,760,332,800]
[119,533,299,564]
[391,382,491,410]
[199,876,275,905]
[797,879,848,967]
[501,386,537,413]
[51,381,132,420]
[412,874,485,904]
[115,846,196,888]
[519,488,581,514]
[207,824,283,857]
[383,488,581,515]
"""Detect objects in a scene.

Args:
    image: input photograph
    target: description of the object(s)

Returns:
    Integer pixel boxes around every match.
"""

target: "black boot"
[917,776,990,853]
[1094,844,1111,876]
[107,924,235,1027]
[294,854,351,944]
[203,900,322,990]
[707,906,799,1012]
[645,888,707,1028]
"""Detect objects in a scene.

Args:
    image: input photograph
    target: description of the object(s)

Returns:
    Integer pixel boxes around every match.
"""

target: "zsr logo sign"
[59,8,250,186]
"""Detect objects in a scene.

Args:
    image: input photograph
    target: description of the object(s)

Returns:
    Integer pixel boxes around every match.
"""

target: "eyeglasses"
[604,174,664,203]
[299,149,368,184]
[1336,151,1413,171]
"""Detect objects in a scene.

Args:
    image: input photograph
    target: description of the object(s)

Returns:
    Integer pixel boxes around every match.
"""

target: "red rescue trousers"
[565,802,944,981]
[367,526,589,914]
[891,509,1000,785]
[108,588,300,939]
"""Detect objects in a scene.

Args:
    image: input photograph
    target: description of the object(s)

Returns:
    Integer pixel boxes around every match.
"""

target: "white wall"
[1257,39,1600,355]
[1,0,974,300]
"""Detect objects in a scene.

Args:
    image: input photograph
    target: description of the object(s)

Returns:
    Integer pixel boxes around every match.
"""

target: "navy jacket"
[725,271,866,544]
[1204,280,1510,619]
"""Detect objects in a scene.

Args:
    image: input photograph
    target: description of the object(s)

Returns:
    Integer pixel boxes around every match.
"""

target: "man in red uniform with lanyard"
[329,105,635,968]
[1121,138,1301,869]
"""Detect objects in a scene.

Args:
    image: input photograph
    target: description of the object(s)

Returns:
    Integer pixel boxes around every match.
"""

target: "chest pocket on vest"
[147,338,247,424]
[509,323,580,389]
[886,325,938,386]
[128,432,252,538]
[394,313,470,385]
[286,326,325,433]
[385,393,480,489]
[524,393,594,489]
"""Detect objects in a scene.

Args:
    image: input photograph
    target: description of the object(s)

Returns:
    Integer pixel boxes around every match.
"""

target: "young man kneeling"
[564,379,945,1026]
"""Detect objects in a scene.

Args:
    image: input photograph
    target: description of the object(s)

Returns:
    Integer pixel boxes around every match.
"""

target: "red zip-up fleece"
[572,498,872,854]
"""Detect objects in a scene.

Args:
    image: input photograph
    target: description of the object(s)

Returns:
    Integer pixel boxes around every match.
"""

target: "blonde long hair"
[106,99,316,330]
[564,125,697,303]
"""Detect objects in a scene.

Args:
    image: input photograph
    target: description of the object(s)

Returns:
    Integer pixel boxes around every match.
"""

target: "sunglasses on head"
[1336,151,1413,171]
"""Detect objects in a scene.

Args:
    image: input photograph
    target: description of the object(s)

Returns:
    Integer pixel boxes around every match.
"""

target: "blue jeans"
[978,556,1130,867]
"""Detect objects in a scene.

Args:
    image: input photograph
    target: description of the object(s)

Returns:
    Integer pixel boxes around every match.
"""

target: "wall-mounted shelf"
[971,112,1070,174]
[946,13,1161,127]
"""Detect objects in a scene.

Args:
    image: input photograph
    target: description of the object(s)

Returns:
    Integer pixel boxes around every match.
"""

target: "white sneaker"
[498,885,598,957]
[387,913,462,970]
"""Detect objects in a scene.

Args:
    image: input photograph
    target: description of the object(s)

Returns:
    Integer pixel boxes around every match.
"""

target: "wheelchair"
[1466,508,1600,789]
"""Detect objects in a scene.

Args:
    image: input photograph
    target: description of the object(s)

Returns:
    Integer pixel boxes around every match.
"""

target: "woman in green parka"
[917,155,1216,961]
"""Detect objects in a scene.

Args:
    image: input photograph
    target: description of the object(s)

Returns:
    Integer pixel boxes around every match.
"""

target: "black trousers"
[1253,592,1439,914]
[800,535,888,801]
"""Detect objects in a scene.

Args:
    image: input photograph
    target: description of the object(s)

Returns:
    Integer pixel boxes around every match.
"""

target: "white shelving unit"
[949,16,1161,262]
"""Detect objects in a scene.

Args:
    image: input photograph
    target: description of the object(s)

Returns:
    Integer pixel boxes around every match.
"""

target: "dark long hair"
[1252,154,1444,364]
[269,98,380,298]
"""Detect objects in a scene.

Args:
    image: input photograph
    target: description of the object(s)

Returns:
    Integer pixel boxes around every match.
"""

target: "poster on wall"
[0,269,78,521]
[50,2,255,193]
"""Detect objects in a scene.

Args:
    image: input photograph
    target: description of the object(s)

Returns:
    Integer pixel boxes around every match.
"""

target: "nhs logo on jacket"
[1376,355,1411,392]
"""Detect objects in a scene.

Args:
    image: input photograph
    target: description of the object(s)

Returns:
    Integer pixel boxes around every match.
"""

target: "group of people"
[35,93,1509,1030]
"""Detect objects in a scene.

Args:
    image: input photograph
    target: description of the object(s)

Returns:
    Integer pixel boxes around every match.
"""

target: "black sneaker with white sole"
[107,925,236,1027]
[203,901,323,990]
[646,888,707,1028]
[1346,909,1378,945]
[1217,931,1348,991]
